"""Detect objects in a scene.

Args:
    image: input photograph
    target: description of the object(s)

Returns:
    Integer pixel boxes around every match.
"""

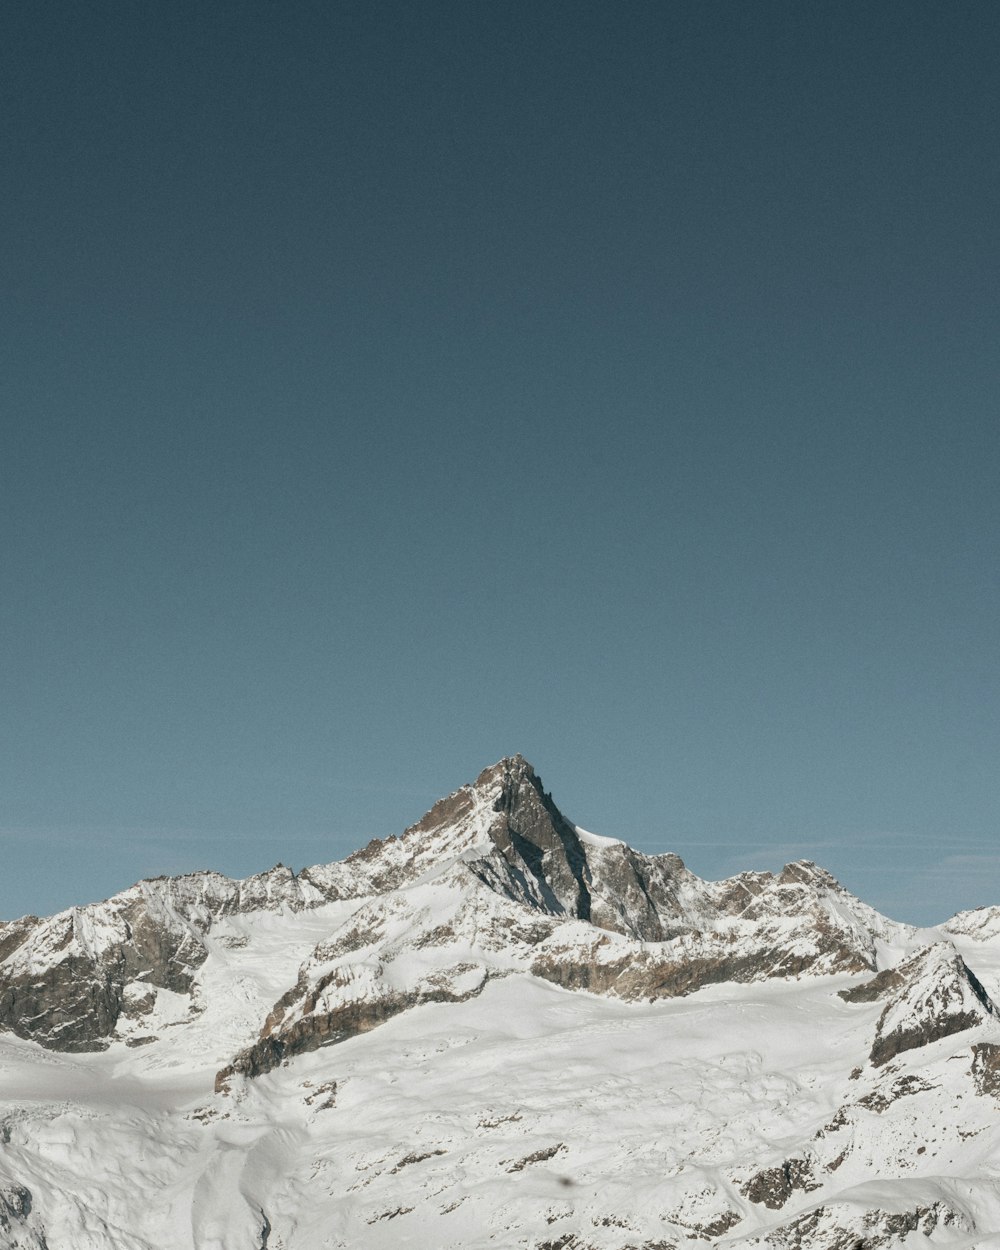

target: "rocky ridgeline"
[0,864,325,1051]
[216,755,915,1087]
[839,941,997,1068]
[2,753,995,1105]
[728,1197,972,1250]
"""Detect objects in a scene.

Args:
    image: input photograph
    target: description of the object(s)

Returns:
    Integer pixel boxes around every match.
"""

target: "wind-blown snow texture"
[2,755,1000,1248]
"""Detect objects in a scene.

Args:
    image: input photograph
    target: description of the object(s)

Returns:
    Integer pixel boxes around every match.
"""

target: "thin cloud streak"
[0,825,328,850]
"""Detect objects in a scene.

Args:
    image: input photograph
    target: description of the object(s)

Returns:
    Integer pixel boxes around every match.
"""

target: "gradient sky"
[2,2,998,927]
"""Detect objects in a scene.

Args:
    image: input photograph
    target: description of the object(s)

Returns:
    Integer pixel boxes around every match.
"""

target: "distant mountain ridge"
[0,755,911,1060]
[1,756,1000,1249]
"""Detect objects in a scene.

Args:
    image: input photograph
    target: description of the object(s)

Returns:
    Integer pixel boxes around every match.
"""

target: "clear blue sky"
[2,2,997,927]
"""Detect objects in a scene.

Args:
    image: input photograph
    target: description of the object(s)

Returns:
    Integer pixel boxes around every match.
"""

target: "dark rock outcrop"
[485,756,593,922]
[755,1198,968,1249]
[0,952,127,1053]
[216,962,490,1091]
[837,965,905,1004]
[741,1158,820,1210]
[0,1185,46,1249]
[530,934,867,1002]
[0,866,311,1051]
[861,944,997,1069]
[970,1042,1000,1097]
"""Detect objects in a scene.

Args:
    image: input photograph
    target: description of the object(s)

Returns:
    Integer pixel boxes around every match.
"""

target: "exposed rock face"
[0,865,319,1051]
[0,1186,31,1229]
[855,1071,935,1112]
[479,755,593,921]
[729,1198,970,1249]
[296,755,593,912]
[970,1042,1000,1097]
[529,926,869,1000]
[216,959,492,1091]
[741,1157,820,1209]
[215,865,528,1087]
[0,1185,46,1249]
[854,943,997,1068]
[837,964,905,1004]
[0,901,204,1052]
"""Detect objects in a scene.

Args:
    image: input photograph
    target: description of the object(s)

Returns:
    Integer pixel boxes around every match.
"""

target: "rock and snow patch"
[844,942,999,1068]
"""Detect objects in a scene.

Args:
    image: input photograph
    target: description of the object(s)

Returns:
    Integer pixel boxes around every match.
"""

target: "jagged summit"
[402,753,566,850]
[840,942,999,1067]
[402,753,560,854]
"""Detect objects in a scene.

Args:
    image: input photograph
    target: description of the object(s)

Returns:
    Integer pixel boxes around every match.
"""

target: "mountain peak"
[469,753,541,805]
[477,752,535,779]
[404,754,553,850]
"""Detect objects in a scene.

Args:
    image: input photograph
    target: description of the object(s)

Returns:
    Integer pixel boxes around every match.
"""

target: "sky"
[1,2,997,928]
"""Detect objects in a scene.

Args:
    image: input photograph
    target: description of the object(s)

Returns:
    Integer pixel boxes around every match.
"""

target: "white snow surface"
[4,965,1000,1248]
[574,825,624,848]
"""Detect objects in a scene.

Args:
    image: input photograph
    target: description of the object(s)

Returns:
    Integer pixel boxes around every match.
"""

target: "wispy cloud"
[926,853,1000,875]
[0,825,294,850]
[227,764,439,802]
[639,828,996,855]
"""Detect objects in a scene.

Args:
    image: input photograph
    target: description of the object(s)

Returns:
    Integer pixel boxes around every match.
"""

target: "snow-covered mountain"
[2,755,1000,1248]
